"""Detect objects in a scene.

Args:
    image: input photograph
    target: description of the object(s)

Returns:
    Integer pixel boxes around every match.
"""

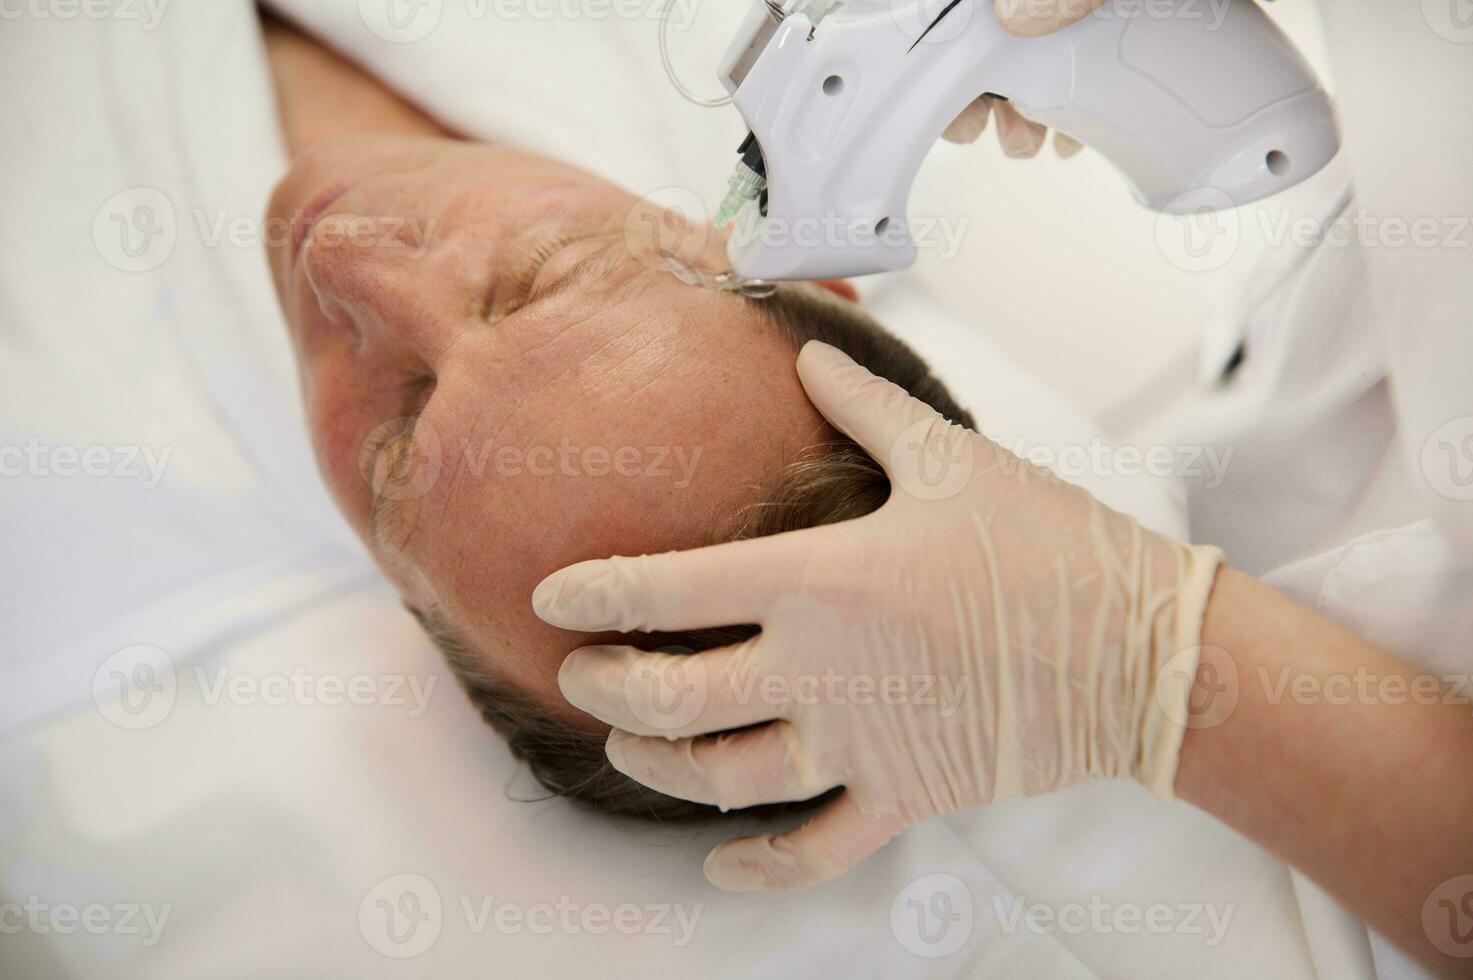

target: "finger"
[559,641,779,738]
[532,535,803,633]
[795,340,941,461]
[1054,131,1084,159]
[702,792,907,892]
[992,101,1048,158]
[995,0,1110,38]
[941,96,992,145]
[605,721,832,810]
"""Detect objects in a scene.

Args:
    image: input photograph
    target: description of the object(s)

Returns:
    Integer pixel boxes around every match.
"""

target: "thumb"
[796,342,975,501]
[703,793,906,892]
[994,0,1110,37]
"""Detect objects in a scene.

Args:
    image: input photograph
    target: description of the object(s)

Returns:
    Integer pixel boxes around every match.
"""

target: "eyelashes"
[496,233,583,317]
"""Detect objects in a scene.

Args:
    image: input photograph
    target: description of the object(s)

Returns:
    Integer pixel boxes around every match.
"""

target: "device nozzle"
[714,160,765,229]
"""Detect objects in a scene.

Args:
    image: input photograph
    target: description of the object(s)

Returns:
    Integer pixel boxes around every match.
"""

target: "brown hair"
[422,282,976,821]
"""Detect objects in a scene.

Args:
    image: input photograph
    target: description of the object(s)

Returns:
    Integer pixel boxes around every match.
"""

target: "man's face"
[266,135,829,725]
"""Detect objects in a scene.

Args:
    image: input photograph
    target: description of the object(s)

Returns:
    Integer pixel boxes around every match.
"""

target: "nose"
[301,212,446,352]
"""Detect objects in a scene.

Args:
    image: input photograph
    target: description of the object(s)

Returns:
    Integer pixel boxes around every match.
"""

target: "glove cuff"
[1137,542,1226,800]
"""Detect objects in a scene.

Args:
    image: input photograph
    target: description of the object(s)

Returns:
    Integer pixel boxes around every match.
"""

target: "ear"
[813,279,859,303]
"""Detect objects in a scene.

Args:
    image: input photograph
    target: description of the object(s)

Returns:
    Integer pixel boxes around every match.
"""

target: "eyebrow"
[529,236,626,307]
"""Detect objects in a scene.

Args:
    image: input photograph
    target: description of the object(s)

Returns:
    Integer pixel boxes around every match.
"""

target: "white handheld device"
[711,0,1340,280]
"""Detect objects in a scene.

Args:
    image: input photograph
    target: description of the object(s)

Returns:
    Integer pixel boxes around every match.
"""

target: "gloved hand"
[533,341,1223,892]
[941,0,1110,157]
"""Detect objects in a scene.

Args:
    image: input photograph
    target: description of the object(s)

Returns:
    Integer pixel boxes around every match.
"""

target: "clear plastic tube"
[658,0,733,109]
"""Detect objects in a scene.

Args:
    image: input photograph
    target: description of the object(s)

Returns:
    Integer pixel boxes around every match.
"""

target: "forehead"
[409,275,830,714]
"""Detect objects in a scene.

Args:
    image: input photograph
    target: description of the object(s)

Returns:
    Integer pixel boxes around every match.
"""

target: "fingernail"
[604,729,630,773]
[557,644,629,709]
[798,340,855,372]
[703,841,774,892]
[532,561,609,628]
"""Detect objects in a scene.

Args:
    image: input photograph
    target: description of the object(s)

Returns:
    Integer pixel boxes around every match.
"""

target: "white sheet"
[0,3,1315,976]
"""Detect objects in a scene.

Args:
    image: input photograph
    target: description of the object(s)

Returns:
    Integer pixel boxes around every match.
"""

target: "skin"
[262,15,835,725]
[1182,570,1473,978]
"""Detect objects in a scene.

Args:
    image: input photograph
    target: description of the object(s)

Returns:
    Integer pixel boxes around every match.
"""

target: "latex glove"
[534,341,1223,892]
[940,0,1112,157]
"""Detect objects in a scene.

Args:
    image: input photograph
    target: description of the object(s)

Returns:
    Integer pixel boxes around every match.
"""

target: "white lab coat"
[1164,4,1473,977]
